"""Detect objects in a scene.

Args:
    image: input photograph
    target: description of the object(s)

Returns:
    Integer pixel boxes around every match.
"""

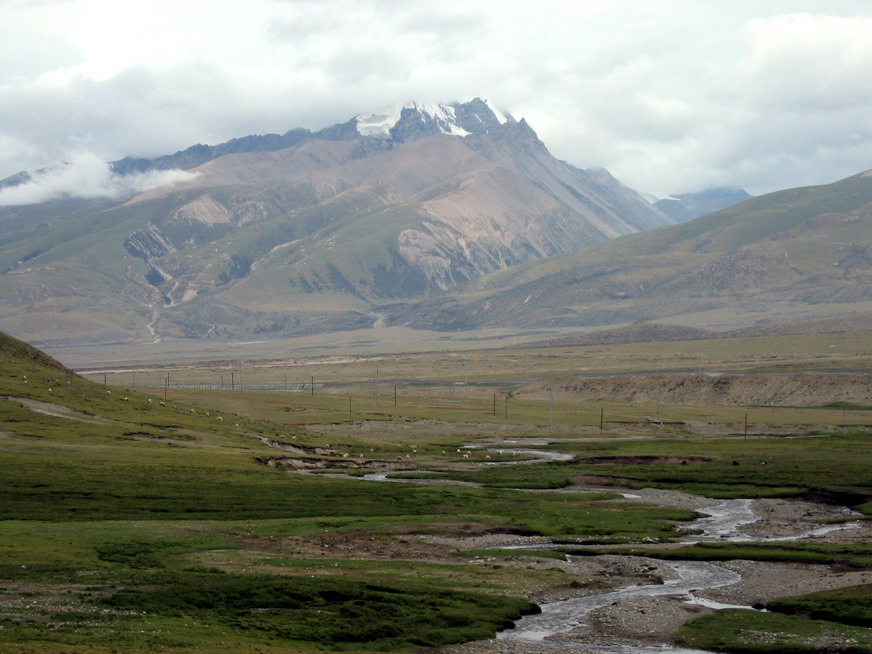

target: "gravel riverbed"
[436,490,872,654]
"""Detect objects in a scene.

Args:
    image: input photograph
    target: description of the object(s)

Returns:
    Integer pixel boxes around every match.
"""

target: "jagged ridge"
[0,98,674,344]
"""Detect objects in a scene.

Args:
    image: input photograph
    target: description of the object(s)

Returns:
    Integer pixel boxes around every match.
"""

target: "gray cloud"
[2,1,872,198]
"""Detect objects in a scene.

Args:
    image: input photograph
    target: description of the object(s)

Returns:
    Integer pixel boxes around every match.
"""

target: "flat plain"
[3,327,872,652]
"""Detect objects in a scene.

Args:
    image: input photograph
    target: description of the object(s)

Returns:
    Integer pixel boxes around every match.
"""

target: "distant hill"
[384,170,872,332]
[522,323,718,348]
[0,99,672,345]
[5,100,871,348]
[655,188,752,222]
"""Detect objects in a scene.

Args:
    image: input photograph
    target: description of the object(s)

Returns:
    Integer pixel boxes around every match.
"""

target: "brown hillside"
[547,373,872,407]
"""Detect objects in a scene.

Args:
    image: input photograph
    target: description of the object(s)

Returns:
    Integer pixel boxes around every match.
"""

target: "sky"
[3,0,872,204]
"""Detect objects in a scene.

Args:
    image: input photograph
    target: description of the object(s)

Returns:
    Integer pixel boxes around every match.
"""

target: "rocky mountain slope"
[384,169,872,332]
[0,99,672,344]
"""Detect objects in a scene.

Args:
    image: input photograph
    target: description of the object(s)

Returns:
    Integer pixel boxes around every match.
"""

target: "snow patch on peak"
[355,104,405,137]
[415,102,471,137]
[353,98,513,139]
[355,101,474,138]
[484,98,508,125]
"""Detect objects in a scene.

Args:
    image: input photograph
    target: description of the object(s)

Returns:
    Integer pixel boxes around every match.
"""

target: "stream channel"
[308,439,860,653]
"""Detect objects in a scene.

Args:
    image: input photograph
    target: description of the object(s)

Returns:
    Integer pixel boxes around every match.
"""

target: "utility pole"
[311,376,314,397]
[744,413,748,439]
[376,366,380,407]
[600,407,604,431]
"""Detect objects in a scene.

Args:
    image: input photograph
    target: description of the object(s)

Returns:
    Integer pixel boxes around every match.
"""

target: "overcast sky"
[3,0,872,200]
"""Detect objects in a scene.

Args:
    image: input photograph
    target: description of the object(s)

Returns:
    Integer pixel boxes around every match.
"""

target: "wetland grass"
[4,330,872,652]
[676,609,872,653]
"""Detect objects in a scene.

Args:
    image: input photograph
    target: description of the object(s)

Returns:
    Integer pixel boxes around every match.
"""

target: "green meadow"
[3,330,872,652]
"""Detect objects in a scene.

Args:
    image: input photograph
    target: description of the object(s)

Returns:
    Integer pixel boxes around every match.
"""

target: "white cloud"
[2,1,872,198]
[739,13,872,109]
[0,152,198,206]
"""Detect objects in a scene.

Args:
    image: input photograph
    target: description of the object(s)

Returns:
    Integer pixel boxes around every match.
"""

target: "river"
[497,560,742,653]
[293,438,859,652]
[497,492,859,652]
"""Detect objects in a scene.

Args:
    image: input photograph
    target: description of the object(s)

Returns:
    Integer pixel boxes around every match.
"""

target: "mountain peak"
[353,97,513,141]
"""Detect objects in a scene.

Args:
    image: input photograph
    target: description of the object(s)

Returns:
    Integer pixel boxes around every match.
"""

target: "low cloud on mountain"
[0,152,197,206]
[3,3,872,198]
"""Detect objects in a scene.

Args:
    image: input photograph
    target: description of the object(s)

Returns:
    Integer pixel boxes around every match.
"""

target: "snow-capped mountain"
[0,98,674,344]
[354,98,509,139]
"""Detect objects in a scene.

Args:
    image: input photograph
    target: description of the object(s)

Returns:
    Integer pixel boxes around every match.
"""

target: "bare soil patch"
[550,372,872,407]
[578,455,713,465]
[254,454,408,470]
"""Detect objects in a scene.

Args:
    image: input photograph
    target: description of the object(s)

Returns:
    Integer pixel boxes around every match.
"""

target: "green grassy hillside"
[5,331,872,652]
[0,331,693,652]
[406,171,872,331]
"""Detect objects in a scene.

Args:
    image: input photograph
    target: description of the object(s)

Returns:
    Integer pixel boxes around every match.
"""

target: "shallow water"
[298,437,859,652]
[680,498,758,542]
[498,560,740,649]
[497,491,859,652]
[683,497,861,544]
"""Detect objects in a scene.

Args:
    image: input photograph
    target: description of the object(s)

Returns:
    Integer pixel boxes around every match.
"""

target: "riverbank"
[437,491,872,654]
